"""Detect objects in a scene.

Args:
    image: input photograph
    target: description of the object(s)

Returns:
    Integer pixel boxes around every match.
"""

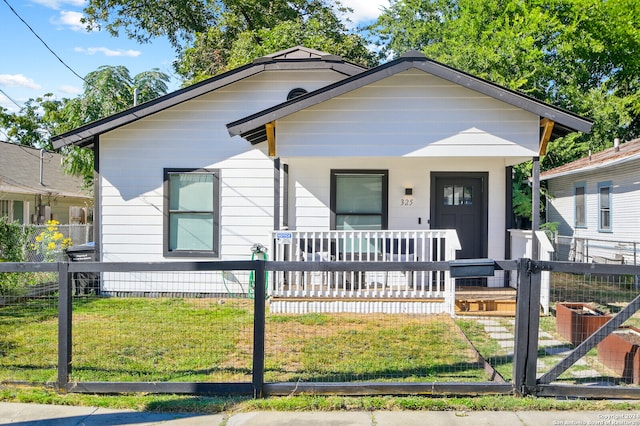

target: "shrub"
[0,218,27,296]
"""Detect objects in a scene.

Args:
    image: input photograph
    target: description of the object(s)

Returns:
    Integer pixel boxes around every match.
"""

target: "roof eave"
[52,53,367,150]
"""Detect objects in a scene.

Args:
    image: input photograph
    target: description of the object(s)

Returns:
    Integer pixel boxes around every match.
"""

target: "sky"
[0,0,388,118]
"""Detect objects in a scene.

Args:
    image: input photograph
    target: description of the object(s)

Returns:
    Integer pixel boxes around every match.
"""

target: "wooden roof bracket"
[539,118,555,155]
[266,121,276,157]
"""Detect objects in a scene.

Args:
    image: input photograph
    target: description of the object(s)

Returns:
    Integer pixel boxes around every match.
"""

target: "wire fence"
[1,259,639,398]
[540,270,640,387]
[554,235,639,266]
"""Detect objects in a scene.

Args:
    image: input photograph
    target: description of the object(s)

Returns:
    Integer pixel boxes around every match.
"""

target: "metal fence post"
[252,259,266,398]
[512,258,543,396]
[512,259,530,395]
[57,261,72,392]
[525,261,542,392]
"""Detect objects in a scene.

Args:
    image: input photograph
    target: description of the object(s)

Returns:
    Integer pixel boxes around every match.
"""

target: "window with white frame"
[330,170,388,230]
[0,200,26,224]
[163,168,220,257]
[597,181,612,232]
[574,182,586,228]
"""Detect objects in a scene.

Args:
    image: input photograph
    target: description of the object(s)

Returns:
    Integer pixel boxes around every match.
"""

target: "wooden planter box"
[598,326,640,384]
[556,302,611,346]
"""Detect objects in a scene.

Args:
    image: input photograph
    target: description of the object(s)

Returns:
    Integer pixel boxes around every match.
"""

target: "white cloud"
[342,0,389,26]
[31,0,86,11]
[0,74,42,90]
[74,47,142,57]
[53,10,87,31]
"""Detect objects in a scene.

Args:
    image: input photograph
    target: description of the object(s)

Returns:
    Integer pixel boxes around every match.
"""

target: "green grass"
[1,385,639,413]
[1,297,487,385]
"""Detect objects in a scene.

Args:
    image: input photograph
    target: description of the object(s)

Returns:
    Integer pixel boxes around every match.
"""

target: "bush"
[0,218,27,296]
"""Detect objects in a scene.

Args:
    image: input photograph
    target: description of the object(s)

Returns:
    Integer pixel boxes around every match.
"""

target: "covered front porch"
[269,229,458,315]
[268,229,551,316]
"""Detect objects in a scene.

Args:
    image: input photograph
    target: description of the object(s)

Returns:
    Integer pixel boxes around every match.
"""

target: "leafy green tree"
[0,95,63,149]
[82,0,378,84]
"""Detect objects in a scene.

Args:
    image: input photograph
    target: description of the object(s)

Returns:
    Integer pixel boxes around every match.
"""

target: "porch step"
[454,287,517,317]
[455,299,517,316]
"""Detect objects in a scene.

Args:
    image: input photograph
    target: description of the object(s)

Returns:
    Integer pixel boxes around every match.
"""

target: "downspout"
[39,149,45,186]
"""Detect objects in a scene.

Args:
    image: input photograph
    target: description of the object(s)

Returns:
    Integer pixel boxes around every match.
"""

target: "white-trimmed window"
[597,181,612,232]
[0,200,26,224]
[574,182,586,228]
[330,170,388,230]
[163,168,220,257]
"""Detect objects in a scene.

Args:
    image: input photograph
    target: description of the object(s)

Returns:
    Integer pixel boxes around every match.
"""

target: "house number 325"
[400,198,414,206]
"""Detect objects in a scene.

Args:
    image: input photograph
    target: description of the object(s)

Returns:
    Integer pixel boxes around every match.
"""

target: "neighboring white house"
[51,46,592,303]
[541,138,640,264]
[0,140,92,225]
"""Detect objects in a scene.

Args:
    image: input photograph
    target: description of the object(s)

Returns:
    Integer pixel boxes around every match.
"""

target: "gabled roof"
[51,46,366,149]
[0,141,90,199]
[540,138,640,180]
[227,50,593,144]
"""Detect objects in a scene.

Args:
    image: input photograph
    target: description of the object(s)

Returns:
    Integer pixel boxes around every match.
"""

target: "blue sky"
[0,0,387,119]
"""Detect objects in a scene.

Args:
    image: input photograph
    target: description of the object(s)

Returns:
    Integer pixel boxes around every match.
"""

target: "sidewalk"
[2,402,640,425]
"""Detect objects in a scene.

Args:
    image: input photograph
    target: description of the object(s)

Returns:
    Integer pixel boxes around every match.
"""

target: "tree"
[81,0,378,84]
[0,95,63,150]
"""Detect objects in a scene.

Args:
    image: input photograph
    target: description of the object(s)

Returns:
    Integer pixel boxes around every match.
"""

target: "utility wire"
[0,88,22,109]
[2,0,87,84]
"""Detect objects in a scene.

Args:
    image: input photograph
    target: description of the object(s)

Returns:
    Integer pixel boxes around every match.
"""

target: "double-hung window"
[330,170,388,230]
[597,181,612,232]
[574,182,586,228]
[164,168,220,257]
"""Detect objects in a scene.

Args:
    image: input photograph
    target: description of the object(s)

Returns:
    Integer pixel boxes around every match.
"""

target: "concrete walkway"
[2,402,640,425]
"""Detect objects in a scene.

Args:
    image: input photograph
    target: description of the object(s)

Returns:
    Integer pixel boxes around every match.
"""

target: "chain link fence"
[23,224,93,262]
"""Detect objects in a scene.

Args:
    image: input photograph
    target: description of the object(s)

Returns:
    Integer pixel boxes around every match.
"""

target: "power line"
[2,0,87,84]
[0,88,22,109]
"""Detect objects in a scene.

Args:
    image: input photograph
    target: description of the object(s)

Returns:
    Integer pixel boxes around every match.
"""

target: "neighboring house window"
[0,200,25,224]
[597,181,612,232]
[574,182,586,228]
[163,168,220,257]
[330,170,388,230]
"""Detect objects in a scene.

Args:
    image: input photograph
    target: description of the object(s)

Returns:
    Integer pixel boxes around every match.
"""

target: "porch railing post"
[57,261,72,392]
[252,259,266,398]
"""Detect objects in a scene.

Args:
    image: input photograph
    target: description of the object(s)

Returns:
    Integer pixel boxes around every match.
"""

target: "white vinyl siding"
[546,160,640,242]
[276,70,539,163]
[98,69,346,262]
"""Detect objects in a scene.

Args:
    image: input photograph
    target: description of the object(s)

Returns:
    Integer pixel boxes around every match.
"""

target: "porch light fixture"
[405,188,413,196]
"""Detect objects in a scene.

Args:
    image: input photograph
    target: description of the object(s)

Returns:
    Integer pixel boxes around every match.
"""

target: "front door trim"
[430,172,488,259]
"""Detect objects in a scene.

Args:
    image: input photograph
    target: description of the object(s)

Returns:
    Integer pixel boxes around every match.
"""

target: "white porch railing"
[270,230,460,314]
[509,229,555,315]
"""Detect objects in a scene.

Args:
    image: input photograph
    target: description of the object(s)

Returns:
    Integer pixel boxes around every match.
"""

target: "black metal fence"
[1,259,639,399]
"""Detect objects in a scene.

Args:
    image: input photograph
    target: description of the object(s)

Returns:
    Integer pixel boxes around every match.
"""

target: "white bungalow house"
[52,47,592,314]
[541,138,640,265]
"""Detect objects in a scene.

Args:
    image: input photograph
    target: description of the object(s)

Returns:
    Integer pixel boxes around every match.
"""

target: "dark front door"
[431,173,488,260]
